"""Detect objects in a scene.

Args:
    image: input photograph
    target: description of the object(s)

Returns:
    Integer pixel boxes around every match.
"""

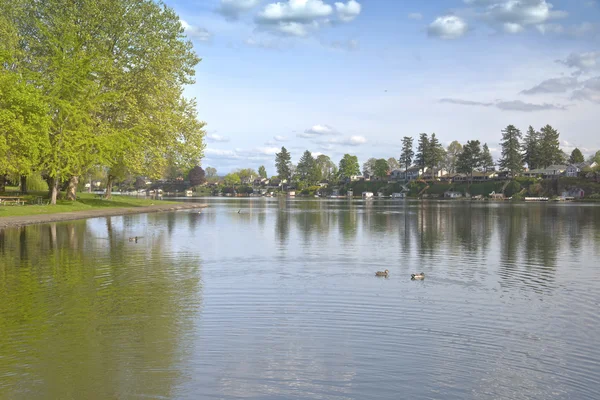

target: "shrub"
[504,181,522,197]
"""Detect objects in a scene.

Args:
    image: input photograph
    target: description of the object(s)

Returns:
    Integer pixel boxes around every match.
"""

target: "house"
[452,171,497,182]
[318,180,329,187]
[522,165,568,178]
[349,175,365,182]
[444,190,462,199]
[565,162,599,177]
[362,191,374,199]
[287,191,296,197]
[562,188,585,199]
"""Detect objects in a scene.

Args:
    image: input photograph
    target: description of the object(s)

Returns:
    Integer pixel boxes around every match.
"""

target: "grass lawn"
[0,190,180,218]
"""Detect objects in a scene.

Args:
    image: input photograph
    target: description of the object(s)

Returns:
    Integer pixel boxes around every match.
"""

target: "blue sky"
[170,0,599,174]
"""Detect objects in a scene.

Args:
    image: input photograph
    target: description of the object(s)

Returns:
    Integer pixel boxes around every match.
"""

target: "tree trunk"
[66,175,79,201]
[20,175,27,194]
[49,177,59,205]
[105,175,114,199]
[0,174,6,192]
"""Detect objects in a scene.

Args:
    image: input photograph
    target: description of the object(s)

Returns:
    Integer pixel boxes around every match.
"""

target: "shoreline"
[0,203,208,229]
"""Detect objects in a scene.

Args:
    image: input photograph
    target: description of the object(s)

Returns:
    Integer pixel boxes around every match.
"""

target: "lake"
[1,198,599,399]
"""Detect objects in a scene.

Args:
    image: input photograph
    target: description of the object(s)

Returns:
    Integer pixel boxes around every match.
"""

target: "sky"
[168,0,600,174]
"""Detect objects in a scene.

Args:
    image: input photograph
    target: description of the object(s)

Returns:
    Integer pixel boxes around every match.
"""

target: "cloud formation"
[571,77,600,103]
[180,20,212,42]
[335,0,362,22]
[440,98,567,111]
[217,0,260,21]
[206,133,230,142]
[520,77,578,94]
[556,51,600,75]
[408,12,423,20]
[298,124,339,138]
[274,135,288,142]
[428,16,469,39]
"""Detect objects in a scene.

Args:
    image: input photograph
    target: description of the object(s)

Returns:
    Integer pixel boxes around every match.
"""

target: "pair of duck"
[375,270,425,280]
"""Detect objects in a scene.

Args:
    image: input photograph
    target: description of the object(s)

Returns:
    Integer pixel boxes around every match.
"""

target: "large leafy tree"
[444,141,462,174]
[456,140,482,183]
[428,133,445,179]
[297,150,320,185]
[188,166,206,186]
[338,154,360,180]
[522,126,541,170]
[362,158,377,177]
[399,136,414,171]
[415,133,430,170]
[373,159,389,179]
[481,143,494,172]
[205,167,217,178]
[223,172,240,188]
[275,146,292,181]
[387,157,400,171]
[538,124,563,167]
[499,125,523,176]
[315,154,336,181]
[569,148,584,164]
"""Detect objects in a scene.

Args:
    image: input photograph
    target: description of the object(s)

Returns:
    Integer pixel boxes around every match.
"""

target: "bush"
[504,181,522,197]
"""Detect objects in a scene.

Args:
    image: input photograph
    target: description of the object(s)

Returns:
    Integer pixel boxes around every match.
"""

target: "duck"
[411,272,425,280]
[375,269,389,277]
[128,236,140,243]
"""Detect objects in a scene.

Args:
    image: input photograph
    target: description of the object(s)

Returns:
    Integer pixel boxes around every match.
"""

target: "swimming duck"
[375,269,389,277]
[411,272,425,280]
[128,236,140,243]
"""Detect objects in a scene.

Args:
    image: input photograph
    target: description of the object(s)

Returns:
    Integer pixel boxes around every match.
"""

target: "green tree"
[456,140,482,184]
[338,154,360,180]
[415,133,429,170]
[387,157,400,171]
[188,166,206,186]
[499,125,523,176]
[481,143,494,172]
[373,159,389,179]
[362,158,377,177]
[590,150,600,164]
[275,146,292,181]
[297,150,320,185]
[205,167,217,178]
[315,154,336,181]
[538,125,562,167]
[235,168,257,183]
[568,148,584,164]
[428,133,445,179]
[258,165,267,179]
[399,136,414,171]
[522,126,541,170]
[224,173,240,188]
[444,141,462,174]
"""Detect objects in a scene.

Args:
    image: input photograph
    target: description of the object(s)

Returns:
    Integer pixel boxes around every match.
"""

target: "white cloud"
[538,22,598,38]
[346,135,367,145]
[334,0,362,22]
[244,36,286,49]
[217,0,260,21]
[408,12,423,20]
[316,135,368,147]
[180,20,212,42]
[440,98,567,111]
[503,22,524,33]
[572,77,600,103]
[206,133,230,142]
[299,124,339,138]
[521,77,578,94]
[274,135,288,141]
[324,38,359,51]
[557,52,600,75]
[257,0,333,23]
[428,16,469,40]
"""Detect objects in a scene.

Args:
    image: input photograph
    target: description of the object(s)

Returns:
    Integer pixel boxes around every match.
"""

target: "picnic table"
[0,196,27,206]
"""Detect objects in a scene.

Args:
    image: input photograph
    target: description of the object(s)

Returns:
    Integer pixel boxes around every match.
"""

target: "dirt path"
[0,203,208,229]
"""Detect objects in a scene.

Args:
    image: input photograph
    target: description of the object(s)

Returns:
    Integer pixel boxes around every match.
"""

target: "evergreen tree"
[415,133,430,170]
[297,150,320,185]
[258,165,267,179]
[569,147,585,164]
[522,126,541,170]
[399,136,414,171]
[428,133,445,179]
[481,143,494,172]
[456,140,482,184]
[275,146,292,181]
[499,125,523,176]
[538,125,563,167]
[373,159,389,178]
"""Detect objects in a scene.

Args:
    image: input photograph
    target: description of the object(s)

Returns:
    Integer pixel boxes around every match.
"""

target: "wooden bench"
[0,197,27,206]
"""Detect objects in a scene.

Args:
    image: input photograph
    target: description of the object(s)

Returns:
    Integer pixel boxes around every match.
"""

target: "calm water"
[1,199,599,399]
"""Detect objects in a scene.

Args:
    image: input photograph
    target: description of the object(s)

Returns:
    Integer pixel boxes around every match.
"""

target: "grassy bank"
[0,191,179,218]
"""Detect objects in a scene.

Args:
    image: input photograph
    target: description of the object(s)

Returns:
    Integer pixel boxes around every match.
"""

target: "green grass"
[0,191,180,217]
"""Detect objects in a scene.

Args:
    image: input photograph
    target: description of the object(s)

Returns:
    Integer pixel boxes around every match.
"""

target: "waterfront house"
[522,165,568,178]
[562,188,585,199]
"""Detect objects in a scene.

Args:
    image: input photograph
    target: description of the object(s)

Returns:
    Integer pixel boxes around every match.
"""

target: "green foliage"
[569,148,584,164]
[387,157,400,171]
[224,173,241,187]
[205,167,217,178]
[362,158,377,176]
[315,154,336,181]
[428,133,445,178]
[188,166,206,186]
[504,181,522,197]
[297,150,320,185]
[444,141,462,174]
[373,159,389,178]
[338,154,360,179]
[258,165,267,179]
[538,125,563,167]
[456,140,482,179]
[481,143,494,172]
[499,125,523,175]
[399,136,414,171]
[522,126,541,170]
[275,146,292,181]
[415,133,429,169]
